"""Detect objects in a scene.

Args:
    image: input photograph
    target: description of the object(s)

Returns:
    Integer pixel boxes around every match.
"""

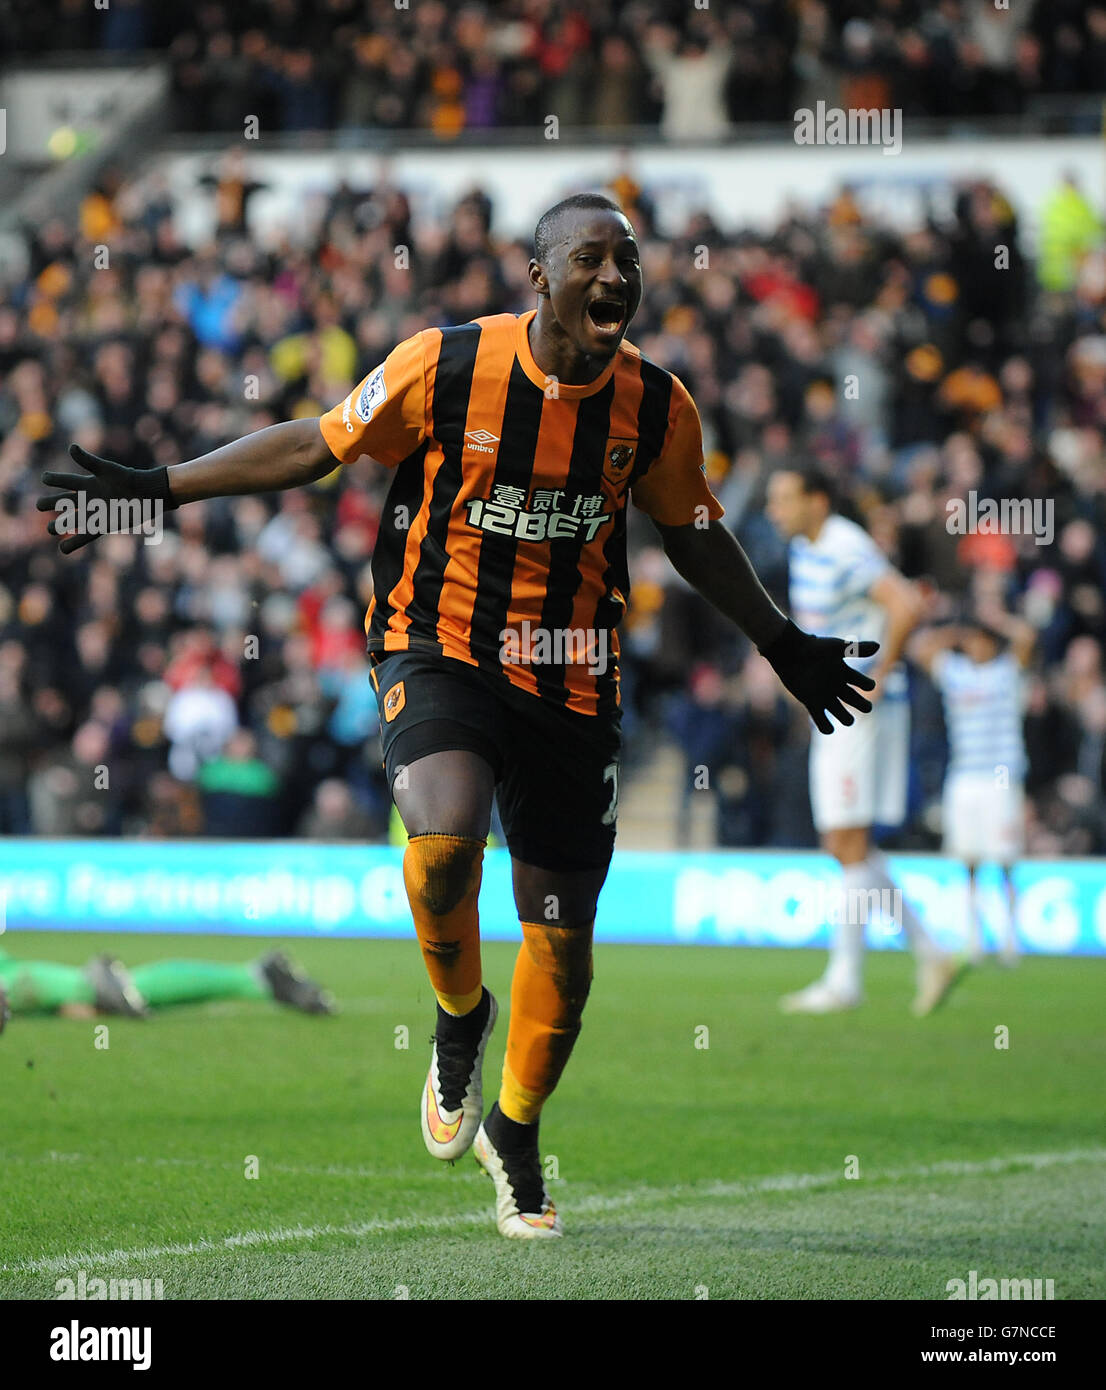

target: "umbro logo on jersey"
[465,429,500,453]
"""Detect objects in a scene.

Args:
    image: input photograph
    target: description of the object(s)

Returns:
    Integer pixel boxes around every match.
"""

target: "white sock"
[822,861,869,997]
[866,850,940,965]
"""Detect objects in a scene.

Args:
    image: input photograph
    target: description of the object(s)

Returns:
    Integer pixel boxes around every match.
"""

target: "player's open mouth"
[586,298,625,338]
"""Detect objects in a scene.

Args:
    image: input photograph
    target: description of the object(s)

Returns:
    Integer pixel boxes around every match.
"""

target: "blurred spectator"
[163,668,239,781]
[198,728,282,837]
[1038,173,1103,292]
[0,664,40,833]
[199,150,269,238]
[28,722,122,836]
[643,23,731,141]
[296,778,382,841]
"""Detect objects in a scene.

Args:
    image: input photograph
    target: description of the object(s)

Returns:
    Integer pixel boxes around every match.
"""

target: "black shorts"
[370,649,621,872]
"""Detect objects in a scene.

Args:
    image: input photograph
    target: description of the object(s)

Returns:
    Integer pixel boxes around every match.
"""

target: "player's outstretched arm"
[38,418,338,554]
[656,518,878,734]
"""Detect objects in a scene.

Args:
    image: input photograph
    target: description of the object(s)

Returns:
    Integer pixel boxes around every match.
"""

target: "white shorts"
[943,773,1024,863]
[809,694,910,833]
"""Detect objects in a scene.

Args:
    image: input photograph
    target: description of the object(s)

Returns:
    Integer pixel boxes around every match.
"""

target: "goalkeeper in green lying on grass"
[0,948,333,1029]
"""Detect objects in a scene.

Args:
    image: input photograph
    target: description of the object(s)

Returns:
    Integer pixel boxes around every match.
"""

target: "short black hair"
[796,465,838,511]
[533,193,626,264]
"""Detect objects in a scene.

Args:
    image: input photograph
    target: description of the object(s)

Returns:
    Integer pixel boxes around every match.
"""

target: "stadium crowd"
[2,1,1104,138]
[1,149,1105,851]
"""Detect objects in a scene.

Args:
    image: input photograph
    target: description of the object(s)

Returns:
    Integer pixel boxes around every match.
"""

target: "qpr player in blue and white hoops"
[767,467,966,1016]
[910,603,1035,967]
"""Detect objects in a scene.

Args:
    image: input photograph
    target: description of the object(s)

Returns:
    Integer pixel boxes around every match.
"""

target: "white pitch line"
[3,1146,1104,1279]
[2,1152,448,1183]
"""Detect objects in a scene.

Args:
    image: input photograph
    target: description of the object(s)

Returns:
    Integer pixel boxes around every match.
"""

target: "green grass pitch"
[2,931,1104,1300]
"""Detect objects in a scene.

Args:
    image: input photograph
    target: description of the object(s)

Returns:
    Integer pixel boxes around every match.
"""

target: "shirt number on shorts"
[601,760,620,827]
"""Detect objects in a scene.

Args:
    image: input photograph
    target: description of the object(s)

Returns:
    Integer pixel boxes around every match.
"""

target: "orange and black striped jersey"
[319,309,723,715]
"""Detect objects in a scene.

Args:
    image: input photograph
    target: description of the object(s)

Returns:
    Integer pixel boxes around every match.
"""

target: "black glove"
[760,619,878,735]
[38,445,176,554]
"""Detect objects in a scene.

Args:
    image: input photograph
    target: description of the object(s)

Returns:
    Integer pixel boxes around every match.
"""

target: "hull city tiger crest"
[383,681,406,722]
[603,438,637,488]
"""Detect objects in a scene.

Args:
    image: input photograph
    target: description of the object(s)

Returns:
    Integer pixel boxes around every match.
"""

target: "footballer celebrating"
[40,194,877,1239]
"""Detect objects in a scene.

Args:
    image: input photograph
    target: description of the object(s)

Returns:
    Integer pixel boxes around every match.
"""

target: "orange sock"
[403,833,484,1015]
[500,920,593,1124]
